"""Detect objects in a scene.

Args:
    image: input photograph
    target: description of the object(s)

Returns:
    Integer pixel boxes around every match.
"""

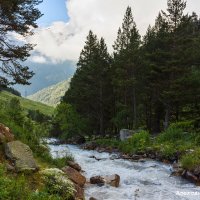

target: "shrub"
[95,138,120,148]
[40,168,74,200]
[119,130,150,153]
[181,148,200,170]
[53,103,87,140]
[157,126,185,143]
[170,121,194,132]
[159,143,177,158]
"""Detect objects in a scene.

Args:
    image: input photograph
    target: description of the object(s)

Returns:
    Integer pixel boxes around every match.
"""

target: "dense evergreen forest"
[55,0,200,139]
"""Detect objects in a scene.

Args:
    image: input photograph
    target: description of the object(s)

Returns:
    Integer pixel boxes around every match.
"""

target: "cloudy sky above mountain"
[27,0,200,63]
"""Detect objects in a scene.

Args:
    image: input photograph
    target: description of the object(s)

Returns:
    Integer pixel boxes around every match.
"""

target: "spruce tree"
[112,6,141,130]
[63,31,111,135]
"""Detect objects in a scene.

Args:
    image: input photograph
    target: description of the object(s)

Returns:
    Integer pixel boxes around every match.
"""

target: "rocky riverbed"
[48,140,200,200]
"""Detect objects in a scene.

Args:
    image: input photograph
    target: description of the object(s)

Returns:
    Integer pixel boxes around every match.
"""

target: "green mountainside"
[0,90,54,116]
[27,79,70,107]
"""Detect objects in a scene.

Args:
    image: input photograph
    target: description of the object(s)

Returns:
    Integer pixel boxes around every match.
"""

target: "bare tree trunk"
[164,106,170,130]
[99,81,104,135]
[133,87,137,128]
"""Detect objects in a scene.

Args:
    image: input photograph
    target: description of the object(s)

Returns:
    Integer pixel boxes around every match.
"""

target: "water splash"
[48,142,200,200]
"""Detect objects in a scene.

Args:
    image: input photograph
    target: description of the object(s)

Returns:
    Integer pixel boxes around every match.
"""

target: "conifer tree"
[0,0,43,86]
[63,31,111,135]
[112,6,141,130]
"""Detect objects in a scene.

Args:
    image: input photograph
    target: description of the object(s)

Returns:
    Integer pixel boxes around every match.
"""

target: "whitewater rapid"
[47,141,200,200]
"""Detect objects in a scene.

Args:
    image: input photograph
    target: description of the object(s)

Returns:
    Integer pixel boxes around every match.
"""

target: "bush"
[170,121,194,132]
[0,164,76,200]
[157,126,185,143]
[95,138,120,148]
[181,148,200,170]
[159,143,177,158]
[119,130,150,153]
[53,103,87,140]
[40,168,74,200]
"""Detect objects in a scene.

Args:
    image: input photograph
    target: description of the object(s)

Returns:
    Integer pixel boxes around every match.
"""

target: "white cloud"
[28,0,200,63]
[30,55,47,64]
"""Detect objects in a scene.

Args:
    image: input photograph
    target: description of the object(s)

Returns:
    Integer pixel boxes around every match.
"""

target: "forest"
[1,0,200,199]
[55,0,200,138]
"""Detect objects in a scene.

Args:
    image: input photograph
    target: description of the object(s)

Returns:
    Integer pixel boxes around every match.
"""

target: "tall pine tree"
[112,6,141,130]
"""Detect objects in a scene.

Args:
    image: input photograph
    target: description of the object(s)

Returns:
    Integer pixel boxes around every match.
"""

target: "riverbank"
[80,124,200,186]
[49,140,200,200]
[0,123,86,200]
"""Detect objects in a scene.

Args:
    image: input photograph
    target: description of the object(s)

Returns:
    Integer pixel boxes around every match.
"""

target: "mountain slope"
[27,79,70,107]
[14,61,75,96]
[0,91,54,116]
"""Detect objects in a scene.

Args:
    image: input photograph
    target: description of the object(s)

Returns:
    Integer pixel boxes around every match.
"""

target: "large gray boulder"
[120,129,132,141]
[5,140,38,172]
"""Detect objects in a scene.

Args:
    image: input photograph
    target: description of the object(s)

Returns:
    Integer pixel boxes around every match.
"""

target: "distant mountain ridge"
[27,79,70,107]
[14,61,75,96]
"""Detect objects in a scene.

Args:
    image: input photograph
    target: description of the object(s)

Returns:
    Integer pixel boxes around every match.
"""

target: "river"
[47,140,200,200]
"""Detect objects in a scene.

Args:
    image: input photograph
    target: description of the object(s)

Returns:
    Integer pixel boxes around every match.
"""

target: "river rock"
[89,198,97,200]
[82,142,98,150]
[132,154,142,160]
[62,166,86,187]
[194,166,200,176]
[0,123,14,143]
[104,174,120,187]
[121,154,132,160]
[120,129,132,141]
[68,161,82,172]
[171,162,184,176]
[74,135,86,145]
[110,154,119,160]
[5,163,15,172]
[184,171,198,183]
[90,176,105,186]
[74,183,84,200]
[5,140,38,172]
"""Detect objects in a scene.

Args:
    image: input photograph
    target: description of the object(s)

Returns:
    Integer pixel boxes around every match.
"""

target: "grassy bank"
[0,92,74,199]
[94,121,200,171]
[0,91,54,116]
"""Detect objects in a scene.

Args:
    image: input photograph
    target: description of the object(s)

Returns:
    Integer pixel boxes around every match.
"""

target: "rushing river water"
[47,140,200,200]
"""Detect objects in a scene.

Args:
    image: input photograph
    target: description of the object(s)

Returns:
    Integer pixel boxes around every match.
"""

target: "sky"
[26,0,200,64]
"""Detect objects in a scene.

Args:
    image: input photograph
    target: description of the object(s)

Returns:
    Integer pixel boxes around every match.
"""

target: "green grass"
[0,164,65,200]
[181,148,200,170]
[94,125,200,171]
[0,91,54,116]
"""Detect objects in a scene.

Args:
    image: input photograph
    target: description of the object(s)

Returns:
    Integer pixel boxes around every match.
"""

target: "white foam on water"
[48,142,200,200]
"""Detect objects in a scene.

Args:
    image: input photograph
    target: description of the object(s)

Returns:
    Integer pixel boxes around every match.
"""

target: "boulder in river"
[68,161,82,172]
[82,142,98,150]
[183,171,199,183]
[89,198,98,200]
[104,174,120,187]
[90,174,120,187]
[4,140,38,172]
[171,162,184,176]
[62,166,86,187]
[194,166,200,176]
[0,123,14,143]
[90,176,105,186]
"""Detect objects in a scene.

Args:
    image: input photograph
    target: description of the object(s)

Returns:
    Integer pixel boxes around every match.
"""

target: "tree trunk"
[164,106,170,130]
[99,81,104,135]
[133,87,137,128]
